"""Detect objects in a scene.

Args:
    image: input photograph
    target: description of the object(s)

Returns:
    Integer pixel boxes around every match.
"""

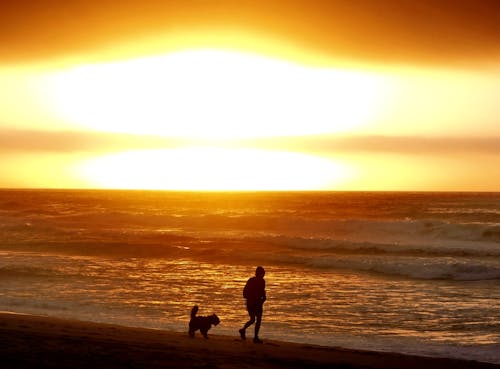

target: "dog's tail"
[191,305,199,319]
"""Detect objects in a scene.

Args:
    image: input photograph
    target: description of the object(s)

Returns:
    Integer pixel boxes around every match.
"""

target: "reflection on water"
[1,190,500,364]
[1,251,498,349]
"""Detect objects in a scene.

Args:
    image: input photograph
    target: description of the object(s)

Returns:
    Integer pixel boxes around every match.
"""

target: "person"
[239,266,266,343]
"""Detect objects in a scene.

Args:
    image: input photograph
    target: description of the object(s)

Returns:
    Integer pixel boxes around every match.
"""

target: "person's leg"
[253,305,263,343]
[254,311,262,337]
[240,305,256,340]
[243,313,256,330]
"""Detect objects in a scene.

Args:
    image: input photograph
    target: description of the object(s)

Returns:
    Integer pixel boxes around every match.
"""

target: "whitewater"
[0,190,499,364]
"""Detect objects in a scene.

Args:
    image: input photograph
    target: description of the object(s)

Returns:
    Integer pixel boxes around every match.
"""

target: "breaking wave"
[1,190,499,282]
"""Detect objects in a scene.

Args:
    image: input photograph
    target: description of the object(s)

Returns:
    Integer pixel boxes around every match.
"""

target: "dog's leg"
[200,328,209,339]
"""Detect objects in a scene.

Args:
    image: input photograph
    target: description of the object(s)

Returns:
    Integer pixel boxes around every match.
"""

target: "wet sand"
[0,312,497,369]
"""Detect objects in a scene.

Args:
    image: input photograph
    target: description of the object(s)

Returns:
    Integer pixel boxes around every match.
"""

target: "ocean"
[0,190,499,364]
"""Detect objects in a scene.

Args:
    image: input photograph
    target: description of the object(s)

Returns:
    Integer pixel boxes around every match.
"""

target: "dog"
[188,305,220,339]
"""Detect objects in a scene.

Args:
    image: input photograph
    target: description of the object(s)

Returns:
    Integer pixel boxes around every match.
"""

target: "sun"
[45,49,386,139]
[77,148,354,191]
[36,49,385,190]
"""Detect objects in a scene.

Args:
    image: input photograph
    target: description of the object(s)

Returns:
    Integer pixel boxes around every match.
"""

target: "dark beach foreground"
[0,312,497,369]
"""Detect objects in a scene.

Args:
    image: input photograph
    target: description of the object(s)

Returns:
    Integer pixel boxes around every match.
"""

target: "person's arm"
[262,280,267,303]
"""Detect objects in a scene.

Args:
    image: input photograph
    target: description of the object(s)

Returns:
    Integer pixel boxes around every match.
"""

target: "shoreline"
[1,312,498,369]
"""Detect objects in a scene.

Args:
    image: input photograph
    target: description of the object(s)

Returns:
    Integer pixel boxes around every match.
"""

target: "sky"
[1,0,499,191]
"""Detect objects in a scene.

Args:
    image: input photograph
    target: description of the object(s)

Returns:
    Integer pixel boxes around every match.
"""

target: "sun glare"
[77,148,353,191]
[45,50,386,139]
[11,49,388,190]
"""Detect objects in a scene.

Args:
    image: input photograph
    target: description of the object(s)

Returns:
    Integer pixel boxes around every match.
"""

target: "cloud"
[239,135,500,155]
[0,129,184,153]
[1,0,499,66]
[2,129,498,157]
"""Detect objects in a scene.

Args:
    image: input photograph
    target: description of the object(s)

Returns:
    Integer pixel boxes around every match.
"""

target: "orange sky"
[1,0,500,191]
[2,0,500,66]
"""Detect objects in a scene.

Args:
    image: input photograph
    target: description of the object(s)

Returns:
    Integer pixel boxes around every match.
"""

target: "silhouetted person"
[239,266,266,343]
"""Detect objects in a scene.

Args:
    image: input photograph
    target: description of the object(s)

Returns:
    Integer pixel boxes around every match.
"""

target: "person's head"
[255,266,265,278]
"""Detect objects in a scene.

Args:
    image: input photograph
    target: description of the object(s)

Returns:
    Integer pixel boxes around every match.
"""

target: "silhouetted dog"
[188,305,220,339]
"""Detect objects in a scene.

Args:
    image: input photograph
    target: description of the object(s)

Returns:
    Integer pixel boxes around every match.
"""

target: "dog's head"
[209,314,220,326]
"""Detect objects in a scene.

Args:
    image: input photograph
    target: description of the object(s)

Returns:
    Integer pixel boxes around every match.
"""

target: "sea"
[0,190,499,364]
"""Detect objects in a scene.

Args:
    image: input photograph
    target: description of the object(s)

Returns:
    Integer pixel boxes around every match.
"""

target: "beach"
[1,312,498,369]
[1,190,499,364]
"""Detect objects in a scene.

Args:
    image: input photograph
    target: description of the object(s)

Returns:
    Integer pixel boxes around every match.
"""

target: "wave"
[2,217,500,282]
[416,220,500,242]
[299,255,500,281]
[3,227,498,261]
[2,189,500,248]
[81,215,500,244]
[3,245,499,282]
[0,264,68,279]
[2,194,500,282]
[247,234,500,257]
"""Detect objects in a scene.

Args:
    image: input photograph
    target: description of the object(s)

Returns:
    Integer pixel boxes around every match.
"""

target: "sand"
[0,312,497,369]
